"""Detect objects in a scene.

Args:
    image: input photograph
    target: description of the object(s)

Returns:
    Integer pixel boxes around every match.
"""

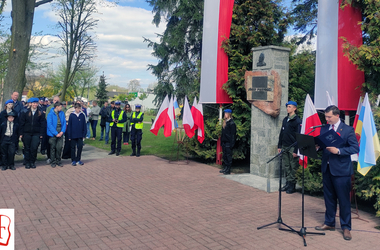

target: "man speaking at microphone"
[315,105,359,241]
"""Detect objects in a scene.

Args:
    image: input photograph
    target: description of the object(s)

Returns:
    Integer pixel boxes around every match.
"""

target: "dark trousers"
[70,138,83,162]
[62,130,71,159]
[23,134,40,164]
[222,143,232,173]
[130,129,142,152]
[323,165,352,230]
[1,136,15,166]
[49,136,63,164]
[91,120,98,138]
[41,130,48,151]
[123,131,130,143]
[111,127,122,152]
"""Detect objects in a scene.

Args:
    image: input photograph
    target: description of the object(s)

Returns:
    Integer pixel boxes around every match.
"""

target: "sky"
[3,0,165,89]
[1,0,302,90]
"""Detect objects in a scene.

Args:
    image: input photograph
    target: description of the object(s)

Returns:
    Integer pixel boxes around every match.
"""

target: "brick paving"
[1,150,380,249]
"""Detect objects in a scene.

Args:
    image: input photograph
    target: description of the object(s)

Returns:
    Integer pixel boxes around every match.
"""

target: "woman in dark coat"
[220,109,236,175]
[19,98,46,169]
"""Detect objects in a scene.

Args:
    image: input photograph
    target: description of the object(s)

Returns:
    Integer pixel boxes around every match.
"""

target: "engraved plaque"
[246,75,275,101]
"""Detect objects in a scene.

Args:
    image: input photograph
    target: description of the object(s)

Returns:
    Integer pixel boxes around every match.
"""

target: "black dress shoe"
[10,166,16,170]
[280,181,289,192]
[31,164,36,169]
[1,166,7,171]
[56,162,63,167]
[116,152,120,156]
[223,171,230,175]
[130,152,136,156]
[51,163,56,168]
[286,183,296,194]
[25,164,30,169]
[219,169,225,173]
[108,151,115,155]
[315,224,335,231]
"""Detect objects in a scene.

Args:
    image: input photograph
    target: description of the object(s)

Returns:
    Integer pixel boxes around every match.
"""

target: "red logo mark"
[0,215,11,246]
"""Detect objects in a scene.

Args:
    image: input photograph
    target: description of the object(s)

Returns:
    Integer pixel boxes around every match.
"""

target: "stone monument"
[224,46,290,192]
[250,46,290,192]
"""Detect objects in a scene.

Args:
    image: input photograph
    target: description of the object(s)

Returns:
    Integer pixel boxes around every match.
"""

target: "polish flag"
[299,94,322,168]
[314,0,364,110]
[182,96,195,138]
[199,0,233,104]
[165,96,175,137]
[353,96,363,130]
[191,97,205,144]
[150,95,170,136]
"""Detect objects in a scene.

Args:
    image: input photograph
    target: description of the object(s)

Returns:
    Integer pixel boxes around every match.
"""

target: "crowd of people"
[0,92,144,171]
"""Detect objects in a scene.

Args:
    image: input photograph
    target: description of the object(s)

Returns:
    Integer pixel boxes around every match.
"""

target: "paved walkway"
[1,147,380,249]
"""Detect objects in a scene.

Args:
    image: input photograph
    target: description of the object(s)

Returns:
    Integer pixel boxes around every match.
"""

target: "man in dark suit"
[315,105,359,241]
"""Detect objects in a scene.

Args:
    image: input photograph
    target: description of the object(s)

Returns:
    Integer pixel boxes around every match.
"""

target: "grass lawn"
[84,115,186,160]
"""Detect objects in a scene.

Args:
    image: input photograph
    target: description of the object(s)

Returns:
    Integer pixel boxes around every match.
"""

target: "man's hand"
[56,132,63,138]
[292,153,298,158]
[277,148,281,153]
[326,147,339,154]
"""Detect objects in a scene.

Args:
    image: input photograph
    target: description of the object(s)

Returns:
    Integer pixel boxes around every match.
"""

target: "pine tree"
[95,73,108,107]
[186,0,291,161]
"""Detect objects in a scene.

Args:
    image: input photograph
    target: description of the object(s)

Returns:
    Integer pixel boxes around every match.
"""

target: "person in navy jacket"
[66,103,87,166]
[47,102,67,168]
[315,105,359,241]
[0,111,19,170]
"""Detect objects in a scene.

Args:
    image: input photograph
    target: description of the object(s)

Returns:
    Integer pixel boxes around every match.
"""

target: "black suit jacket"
[0,121,19,144]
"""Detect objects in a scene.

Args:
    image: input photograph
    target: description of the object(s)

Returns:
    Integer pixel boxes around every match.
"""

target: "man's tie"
[332,124,335,131]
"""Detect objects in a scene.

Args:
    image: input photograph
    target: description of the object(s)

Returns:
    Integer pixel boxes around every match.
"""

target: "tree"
[127,79,141,92]
[2,0,53,101]
[55,0,98,101]
[291,0,318,44]
[144,0,203,105]
[75,67,98,99]
[95,73,108,107]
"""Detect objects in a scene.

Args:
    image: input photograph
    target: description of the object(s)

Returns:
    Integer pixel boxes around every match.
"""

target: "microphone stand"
[257,141,298,233]
[279,127,325,246]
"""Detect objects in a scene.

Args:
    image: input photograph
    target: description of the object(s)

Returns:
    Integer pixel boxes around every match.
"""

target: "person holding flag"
[315,105,359,241]
[277,101,301,194]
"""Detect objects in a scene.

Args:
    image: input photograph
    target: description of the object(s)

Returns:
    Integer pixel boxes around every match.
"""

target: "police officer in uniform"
[109,101,127,156]
[130,104,144,157]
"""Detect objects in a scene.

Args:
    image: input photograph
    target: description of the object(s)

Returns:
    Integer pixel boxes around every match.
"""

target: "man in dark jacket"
[220,109,236,175]
[19,98,46,169]
[277,101,302,194]
[99,101,109,142]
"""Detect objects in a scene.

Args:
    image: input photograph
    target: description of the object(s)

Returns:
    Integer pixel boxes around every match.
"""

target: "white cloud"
[28,0,166,89]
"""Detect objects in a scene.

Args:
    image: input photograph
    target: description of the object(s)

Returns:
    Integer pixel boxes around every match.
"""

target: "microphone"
[309,124,326,129]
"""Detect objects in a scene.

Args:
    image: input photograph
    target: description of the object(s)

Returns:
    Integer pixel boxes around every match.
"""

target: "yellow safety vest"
[110,110,124,128]
[131,112,143,129]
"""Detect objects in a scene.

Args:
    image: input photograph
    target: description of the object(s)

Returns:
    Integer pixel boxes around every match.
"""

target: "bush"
[296,158,323,195]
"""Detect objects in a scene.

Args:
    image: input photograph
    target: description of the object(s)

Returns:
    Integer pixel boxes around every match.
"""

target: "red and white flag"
[299,94,322,168]
[353,96,363,130]
[199,0,233,104]
[314,0,364,110]
[165,96,175,137]
[182,96,195,138]
[150,95,170,136]
[191,97,205,144]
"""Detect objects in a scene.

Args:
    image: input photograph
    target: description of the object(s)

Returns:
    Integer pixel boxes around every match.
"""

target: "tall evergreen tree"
[95,73,108,107]
[186,0,291,160]
[144,0,203,105]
